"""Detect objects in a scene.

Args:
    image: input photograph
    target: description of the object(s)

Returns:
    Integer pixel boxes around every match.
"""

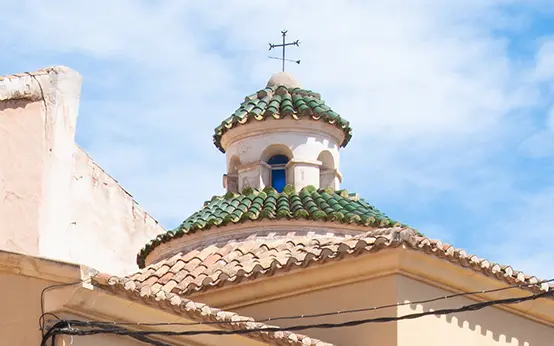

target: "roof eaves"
[129,227,553,297]
[93,274,334,346]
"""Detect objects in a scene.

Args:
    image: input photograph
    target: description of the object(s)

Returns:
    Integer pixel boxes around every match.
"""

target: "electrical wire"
[41,320,172,346]
[41,289,553,343]
[39,278,93,334]
[84,322,173,346]
[38,274,553,345]
[44,278,554,328]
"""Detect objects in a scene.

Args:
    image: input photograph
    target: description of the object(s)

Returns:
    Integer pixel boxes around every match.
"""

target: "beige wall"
[0,272,55,346]
[235,275,398,346]
[0,271,153,346]
[0,67,165,276]
[222,271,554,346]
[396,275,554,346]
[0,250,270,346]
[56,333,145,346]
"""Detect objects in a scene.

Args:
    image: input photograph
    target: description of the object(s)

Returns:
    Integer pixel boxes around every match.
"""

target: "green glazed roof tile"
[136,185,403,268]
[213,85,353,153]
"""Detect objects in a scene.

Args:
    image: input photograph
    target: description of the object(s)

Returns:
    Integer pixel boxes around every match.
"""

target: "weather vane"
[268,30,300,72]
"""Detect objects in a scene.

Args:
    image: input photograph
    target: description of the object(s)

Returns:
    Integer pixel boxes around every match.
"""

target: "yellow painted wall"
[397,275,554,346]
[235,275,398,346]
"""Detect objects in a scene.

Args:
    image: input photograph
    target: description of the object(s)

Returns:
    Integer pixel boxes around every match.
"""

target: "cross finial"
[268,30,300,72]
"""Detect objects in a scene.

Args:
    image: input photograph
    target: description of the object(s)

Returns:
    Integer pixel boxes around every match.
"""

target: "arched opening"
[261,144,293,193]
[228,155,241,175]
[317,151,335,189]
[268,155,289,192]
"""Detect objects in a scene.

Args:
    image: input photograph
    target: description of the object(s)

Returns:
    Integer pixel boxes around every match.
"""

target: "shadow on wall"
[300,134,339,150]
[0,99,33,111]
[260,144,294,163]
[405,288,549,346]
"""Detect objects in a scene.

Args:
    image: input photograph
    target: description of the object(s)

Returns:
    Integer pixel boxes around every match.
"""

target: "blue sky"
[1,0,554,277]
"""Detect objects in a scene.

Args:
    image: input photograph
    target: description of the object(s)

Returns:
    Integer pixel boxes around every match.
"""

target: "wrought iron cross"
[268,30,300,72]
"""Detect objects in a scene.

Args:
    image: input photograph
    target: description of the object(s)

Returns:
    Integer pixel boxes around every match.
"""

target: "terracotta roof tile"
[93,275,332,346]
[120,228,554,297]
[158,271,174,285]
[175,275,196,292]
[135,268,155,282]
[169,260,186,274]
[161,279,178,293]
[142,275,160,288]
[171,268,189,283]
[153,264,170,278]
[137,185,402,268]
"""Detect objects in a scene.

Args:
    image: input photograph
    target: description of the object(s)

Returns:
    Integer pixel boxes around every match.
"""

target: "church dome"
[137,185,399,268]
[213,73,353,153]
[136,72,405,273]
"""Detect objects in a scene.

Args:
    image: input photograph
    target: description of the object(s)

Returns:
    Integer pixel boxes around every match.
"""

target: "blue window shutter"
[272,169,286,192]
[267,155,289,192]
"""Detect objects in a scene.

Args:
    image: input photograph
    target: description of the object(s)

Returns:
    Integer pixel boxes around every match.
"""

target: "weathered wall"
[226,128,341,167]
[397,275,554,346]
[0,100,45,255]
[68,148,164,275]
[235,275,398,346]
[0,67,164,276]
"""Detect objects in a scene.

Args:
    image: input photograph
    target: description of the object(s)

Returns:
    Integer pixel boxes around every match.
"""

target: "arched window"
[267,154,289,192]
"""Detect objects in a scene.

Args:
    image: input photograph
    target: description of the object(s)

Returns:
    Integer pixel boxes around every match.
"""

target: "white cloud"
[535,39,554,82]
[476,189,554,279]
[1,0,554,276]
[521,130,554,158]
[521,104,554,158]
[520,38,554,158]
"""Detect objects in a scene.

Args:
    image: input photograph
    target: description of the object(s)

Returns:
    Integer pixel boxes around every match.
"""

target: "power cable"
[41,289,553,342]
[39,278,94,334]
[44,278,553,328]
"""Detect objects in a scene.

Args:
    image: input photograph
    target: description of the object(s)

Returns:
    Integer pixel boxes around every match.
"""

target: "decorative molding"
[286,158,322,168]
[220,117,344,151]
[237,161,262,173]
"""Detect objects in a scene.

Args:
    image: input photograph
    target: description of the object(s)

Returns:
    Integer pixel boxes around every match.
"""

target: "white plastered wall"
[222,118,343,192]
[0,67,164,275]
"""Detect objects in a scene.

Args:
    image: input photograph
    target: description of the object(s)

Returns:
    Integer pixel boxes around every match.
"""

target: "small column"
[223,174,239,193]
[287,159,322,192]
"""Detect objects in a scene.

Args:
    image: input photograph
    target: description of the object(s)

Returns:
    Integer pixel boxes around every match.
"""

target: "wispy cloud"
[1,0,554,276]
